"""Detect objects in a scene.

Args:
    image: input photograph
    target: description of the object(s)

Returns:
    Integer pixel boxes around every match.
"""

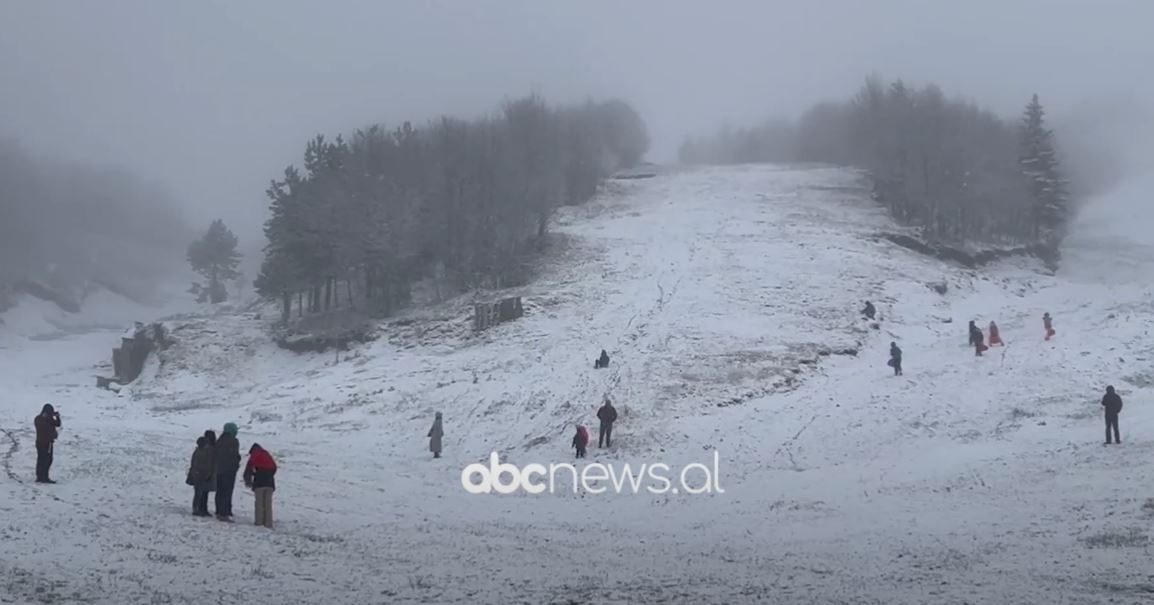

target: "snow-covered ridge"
[3,164,1154,604]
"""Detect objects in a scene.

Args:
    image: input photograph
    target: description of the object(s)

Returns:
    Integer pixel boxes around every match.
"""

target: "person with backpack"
[888,342,902,376]
[1101,385,1123,445]
[214,422,241,521]
[572,425,589,458]
[187,436,216,517]
[596,398,618,448]
[33,404,62,484]
[428,412,444,459]
[243,444,277,529]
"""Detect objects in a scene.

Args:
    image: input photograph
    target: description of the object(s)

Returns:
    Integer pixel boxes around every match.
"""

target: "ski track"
[2,164,1154,604]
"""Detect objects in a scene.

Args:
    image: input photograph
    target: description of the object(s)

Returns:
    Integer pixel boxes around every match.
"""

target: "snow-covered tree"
[1019,94,1069,254]
[187,219,241,303]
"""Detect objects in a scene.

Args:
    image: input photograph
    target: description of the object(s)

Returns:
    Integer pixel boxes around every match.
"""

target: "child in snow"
[594,349,610,369]
[862,301,876,320]
[888,342,902,376]
[428,412,443,458]
[572,425,589,458]
[968,321,981,347]
[988,321,1003,346]
[1043,312,1055,341]
[243,444,277,529]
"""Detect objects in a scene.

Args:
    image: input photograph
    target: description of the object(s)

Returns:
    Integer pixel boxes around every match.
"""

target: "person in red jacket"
[572,425,589,458]
[243,444,277,529]
[988,321,1003,346]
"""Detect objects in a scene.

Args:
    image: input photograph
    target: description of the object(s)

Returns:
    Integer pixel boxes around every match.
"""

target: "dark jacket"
[1102,392,1123,415]
[890,344,902,361]
[34,413,60,448]
[243,447,277,490]
[189,445,216,488]
[215,433,241,474]
[597,403,618,425]
[573,427,589,450]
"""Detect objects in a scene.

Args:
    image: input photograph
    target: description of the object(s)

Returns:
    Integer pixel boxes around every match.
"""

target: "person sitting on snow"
[594,349,610,369]
[862,301,877,320]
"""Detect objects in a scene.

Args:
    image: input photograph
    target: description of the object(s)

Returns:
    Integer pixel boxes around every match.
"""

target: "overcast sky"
[2,0,1152,243]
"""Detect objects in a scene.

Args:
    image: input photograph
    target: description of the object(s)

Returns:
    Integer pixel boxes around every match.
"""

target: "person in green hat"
[214,422,241,521]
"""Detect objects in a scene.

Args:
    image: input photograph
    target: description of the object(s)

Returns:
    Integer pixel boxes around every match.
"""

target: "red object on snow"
[988,322,1003,346]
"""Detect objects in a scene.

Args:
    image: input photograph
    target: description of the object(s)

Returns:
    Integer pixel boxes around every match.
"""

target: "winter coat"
[188,445,216,490]
[215,432,241,474]
[1102,392,1123,415]
[968,323,982,346]
[597,404,618,425]
[428,416,444,454]
[1043,315,1053,330]
[243,447,277,490]
[573,427,589,450]
[890,345,902,361]
[34,413,60,448]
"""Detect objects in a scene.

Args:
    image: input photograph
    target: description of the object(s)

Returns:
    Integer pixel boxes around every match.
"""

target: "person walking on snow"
[572,425,589,458]
[214,422,241,521]
[968,321,981,347]
[1043,312,1055,341]
[1102,385,1123,445]
[888,342,903,376]
[187,436,216,517]
[243,443,277,529]
[34,404,61,483]
[597,398,618,448]
[428,412,444,458]
[988,321,1003,346]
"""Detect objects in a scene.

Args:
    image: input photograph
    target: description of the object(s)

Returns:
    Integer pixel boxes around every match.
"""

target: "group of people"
[968,320,1005,356]
[571,397,618,458]
[185,422,277,528]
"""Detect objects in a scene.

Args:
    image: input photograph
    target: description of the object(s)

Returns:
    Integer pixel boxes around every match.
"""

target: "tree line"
[680,76,1069,264]
[253,95,648,323]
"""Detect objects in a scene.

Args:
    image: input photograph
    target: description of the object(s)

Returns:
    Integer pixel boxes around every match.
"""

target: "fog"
[2,0,1152,253]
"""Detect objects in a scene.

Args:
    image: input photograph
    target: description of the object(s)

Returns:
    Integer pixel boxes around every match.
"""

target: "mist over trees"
[680,76,1073,264]
[187,219,242,304]
[0,138,189,307]
[255,95,648,323]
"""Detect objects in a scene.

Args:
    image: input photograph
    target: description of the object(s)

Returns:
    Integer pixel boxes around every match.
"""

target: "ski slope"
[2,164,1152,604]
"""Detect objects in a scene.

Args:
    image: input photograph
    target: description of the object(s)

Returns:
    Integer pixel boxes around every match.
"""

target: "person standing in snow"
[597,398,618,448]
[572,425,589,458]
[214,422,241,521]
[862,301,876,320]
[1101,385,1123,445]
[243,444,277,529]
[988,321,1003,346]
[968,321,981,347]
[428,412,444,458]
[187,436,215,517]
[1043,312,1055,341]
[888,342,902,376]
[595,349,610,369]
[34,404,61,484]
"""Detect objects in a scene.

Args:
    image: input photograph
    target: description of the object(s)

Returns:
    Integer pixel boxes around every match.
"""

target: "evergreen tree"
[187,219,241,303]
[1019,94,1069,254]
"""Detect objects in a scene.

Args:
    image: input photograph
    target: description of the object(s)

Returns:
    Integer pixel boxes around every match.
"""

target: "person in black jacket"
[862,301,876,320]
[597,398,618,448]
[34,404,62,483]
[888,342,902,376]
[214,422,241,521]
[1102,385,1123,445]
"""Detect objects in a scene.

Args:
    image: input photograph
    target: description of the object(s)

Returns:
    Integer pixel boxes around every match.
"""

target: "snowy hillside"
[2,164,1153,604]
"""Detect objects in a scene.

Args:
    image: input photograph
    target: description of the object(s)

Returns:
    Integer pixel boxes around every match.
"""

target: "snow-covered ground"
[2,164,1152,604]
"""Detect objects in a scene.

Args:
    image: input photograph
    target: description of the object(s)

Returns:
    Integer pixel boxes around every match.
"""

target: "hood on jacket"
[41,404,54,416]
[1106,385,1116,394]
[223,422,238,436]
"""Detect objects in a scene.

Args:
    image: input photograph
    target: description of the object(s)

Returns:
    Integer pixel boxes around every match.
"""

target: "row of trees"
[254,95,648,322]
[680,77,1069,262]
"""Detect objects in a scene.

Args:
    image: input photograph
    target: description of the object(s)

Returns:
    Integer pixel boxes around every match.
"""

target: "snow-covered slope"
[2,164,1152,604]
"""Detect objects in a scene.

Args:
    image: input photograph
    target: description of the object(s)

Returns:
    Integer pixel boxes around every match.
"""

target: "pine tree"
[187,219,242,303]
[1019,94,1068,255]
